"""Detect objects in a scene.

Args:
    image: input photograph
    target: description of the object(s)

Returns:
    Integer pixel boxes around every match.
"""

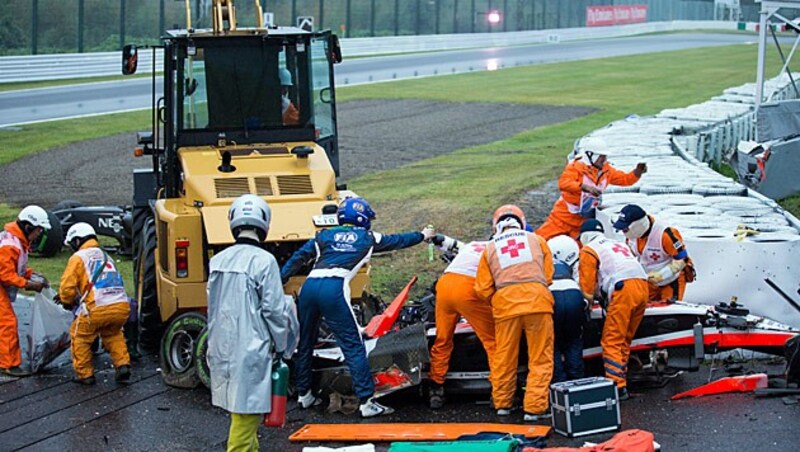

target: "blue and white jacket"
[281,226,423,284]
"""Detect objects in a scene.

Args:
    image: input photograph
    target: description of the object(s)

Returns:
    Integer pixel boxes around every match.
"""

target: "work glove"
[633,162,648,177]
[32,272,50,289]
[580,184,602,197]
[421,225,436,242]
[24,279,45,293]
[647,270,664,285]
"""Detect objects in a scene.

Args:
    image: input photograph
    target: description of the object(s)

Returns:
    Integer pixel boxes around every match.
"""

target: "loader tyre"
[131,207,152,276]
[35,210,63,258]
[194,327,211,389]
[160,312,205,389]
[137,218,162,352]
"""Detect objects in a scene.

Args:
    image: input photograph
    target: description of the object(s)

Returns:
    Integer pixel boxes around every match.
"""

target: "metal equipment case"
[550,376,621,437]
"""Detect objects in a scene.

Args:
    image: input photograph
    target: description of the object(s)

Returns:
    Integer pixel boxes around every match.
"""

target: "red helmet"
[492,204,526,231]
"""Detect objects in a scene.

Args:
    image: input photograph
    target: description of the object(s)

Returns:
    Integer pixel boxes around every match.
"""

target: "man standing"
[577,219,648,399]
[547,235,586,383]
[58,223,131,385]
[613,204,695,302]
[427,234,495,410]
[0,205,50,377]
[281,197,434,418]
[475,205,555,422]
[207,195,299,451]
[537,137,647,240]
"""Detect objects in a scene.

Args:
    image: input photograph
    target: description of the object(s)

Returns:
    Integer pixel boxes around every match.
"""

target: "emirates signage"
[586,4,647,27]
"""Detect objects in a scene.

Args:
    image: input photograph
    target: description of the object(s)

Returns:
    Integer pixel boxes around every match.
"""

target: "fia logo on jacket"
[495,231,533,269]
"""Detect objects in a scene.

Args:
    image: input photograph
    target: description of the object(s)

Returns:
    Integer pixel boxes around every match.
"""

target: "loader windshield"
[179,36,311,133]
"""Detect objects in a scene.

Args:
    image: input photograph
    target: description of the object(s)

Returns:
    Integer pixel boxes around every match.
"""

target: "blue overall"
[550,262,586,383]
[281,226,423,400]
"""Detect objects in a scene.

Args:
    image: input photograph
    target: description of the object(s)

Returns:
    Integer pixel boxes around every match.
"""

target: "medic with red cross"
[577,219,648,400]
[612,204,695,302]
[474,205,555,422]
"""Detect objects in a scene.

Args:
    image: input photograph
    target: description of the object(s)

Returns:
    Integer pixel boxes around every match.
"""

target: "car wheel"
[194,327,211,389]
[160,312,205,389]
[35,210,63,257]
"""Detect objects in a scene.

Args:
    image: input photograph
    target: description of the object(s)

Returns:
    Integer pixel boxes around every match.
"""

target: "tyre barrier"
[691,181,748,197]
[727,211,787,223]
[605,185,640,194]
[640,182,694,195]
[682,228,736,240]
[600,193,650,207]
[670,218,739,230]
[739,223,799,234]
[646,194,708,207]
[722,207,779,217]
[660,205,723,217]
[746,232,800,243]
[711,197,772,211]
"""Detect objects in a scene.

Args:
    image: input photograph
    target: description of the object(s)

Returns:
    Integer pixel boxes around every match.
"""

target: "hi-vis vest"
[563,174,607,218]
[444,241,488,278]
[627,219,679,286]
[0,230,27,303]
[485,230,547,289]
[585,237,646,296]
[75,247,127,308]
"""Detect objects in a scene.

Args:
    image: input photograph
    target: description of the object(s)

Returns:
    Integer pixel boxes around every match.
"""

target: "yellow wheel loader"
[123,1,377,388]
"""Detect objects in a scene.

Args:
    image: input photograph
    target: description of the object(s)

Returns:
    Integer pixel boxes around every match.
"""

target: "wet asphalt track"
[2,297,798,451]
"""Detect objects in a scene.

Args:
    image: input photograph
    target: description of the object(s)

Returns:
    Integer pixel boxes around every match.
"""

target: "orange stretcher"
[289,423,551,442]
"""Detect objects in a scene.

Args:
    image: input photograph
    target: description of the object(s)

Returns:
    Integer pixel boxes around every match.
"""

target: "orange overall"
[0,222,34,369]
[537,157,641,240]
[59,239,130,379]
[475,229,554,414]
[579,239,648,389]
[629,216,694,302]
[428,272,496,385]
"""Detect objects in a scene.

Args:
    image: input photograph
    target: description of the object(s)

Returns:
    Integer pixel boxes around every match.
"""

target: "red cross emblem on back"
[501,239,526,258]
[649,252,660,261]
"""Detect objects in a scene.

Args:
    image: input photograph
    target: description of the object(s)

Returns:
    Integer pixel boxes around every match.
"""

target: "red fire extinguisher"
[264,360,289,427]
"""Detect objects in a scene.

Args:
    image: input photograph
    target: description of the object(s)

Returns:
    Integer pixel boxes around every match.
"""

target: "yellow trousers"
[492,313,553,414]
[602,279,649,388]
[70,302,130,379]
[227,413,261,452]
[429,273,496,385]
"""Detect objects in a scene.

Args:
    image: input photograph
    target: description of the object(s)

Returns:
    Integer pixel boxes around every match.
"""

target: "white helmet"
[279,68,293,87]
[229,194,271,240]
[18,205,51,230]
[547,235,580,268]
[64,222,96,247]
[577,136,609,167]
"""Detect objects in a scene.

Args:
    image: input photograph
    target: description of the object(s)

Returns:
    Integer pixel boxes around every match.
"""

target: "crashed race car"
[312,267,799,399]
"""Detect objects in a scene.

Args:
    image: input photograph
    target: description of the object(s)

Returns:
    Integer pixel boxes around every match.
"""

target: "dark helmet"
[337,197,376,229]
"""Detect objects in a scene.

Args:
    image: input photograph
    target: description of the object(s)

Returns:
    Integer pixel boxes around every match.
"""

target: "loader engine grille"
[277,175,313,195]
[254,176,274,196]
[215,177,250,198]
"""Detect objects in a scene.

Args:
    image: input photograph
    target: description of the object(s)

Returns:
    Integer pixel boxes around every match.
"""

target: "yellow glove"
[647,271,664,285]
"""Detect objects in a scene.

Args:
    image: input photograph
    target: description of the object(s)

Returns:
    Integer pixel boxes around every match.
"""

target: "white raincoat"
[207,243,299,414]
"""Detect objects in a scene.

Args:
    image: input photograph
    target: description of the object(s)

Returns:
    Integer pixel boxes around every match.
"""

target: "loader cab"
[125,28,342,198]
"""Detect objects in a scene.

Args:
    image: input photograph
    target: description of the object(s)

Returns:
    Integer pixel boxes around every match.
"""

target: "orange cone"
[671,373,768,400]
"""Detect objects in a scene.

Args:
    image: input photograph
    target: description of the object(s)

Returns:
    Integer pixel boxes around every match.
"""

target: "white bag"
[26,288,73,373]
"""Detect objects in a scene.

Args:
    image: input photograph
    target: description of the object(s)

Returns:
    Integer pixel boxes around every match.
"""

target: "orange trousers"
[429,273,496,385]
[0,289,21,369]
[70,302,131,379]
[648,274,687,302]
[493,313,553,414]
[536,207,583,241]
[601,279,649,388]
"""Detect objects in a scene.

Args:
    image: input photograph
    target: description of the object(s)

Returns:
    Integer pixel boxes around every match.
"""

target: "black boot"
[115,365,132,383]
[429,383,445,410]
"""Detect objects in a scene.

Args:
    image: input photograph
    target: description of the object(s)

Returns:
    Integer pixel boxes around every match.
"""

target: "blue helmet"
[337,197,376,229]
